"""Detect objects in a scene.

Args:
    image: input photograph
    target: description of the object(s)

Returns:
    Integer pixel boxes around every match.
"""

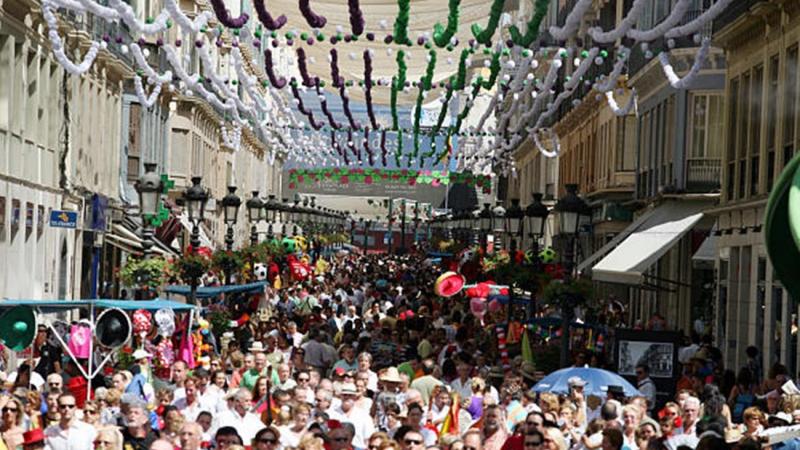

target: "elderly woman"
[0,395,25,449]
[277,404,311,448]
[741,406,765,439]
[622,404,641,450]
[94,425,124,450]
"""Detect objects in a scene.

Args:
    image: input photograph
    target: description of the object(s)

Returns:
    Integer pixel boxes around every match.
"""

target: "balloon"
[470,297,486,316]
[488,299,502,313]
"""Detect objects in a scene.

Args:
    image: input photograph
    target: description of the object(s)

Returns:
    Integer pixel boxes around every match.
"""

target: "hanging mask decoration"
[132,309,152,343]
[282,237,297,253]
[154,309,175,337]
[253,263,269,281]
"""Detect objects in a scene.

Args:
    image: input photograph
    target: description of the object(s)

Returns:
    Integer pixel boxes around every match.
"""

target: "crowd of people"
[0,251,797,450]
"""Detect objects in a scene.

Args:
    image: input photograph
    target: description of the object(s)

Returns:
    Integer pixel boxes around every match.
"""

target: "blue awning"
[163,281,268,298]
[0,299,196,312]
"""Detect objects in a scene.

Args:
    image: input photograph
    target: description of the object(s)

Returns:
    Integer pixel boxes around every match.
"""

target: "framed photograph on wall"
[615,329,681,409]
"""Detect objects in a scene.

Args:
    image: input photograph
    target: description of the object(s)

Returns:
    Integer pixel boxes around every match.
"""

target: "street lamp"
[492,202,506,251]
[264,195,280,240]
[525,193,549,252]
[479,203,492,250]
[246,191,265,246]
[221,186,241,251]
[182,176,209,305]
[135,163,163,258]
[553,184,590,367]
[505,199,524,254]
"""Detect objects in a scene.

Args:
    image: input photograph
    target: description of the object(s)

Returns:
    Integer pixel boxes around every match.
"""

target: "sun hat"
[379,367,403,383]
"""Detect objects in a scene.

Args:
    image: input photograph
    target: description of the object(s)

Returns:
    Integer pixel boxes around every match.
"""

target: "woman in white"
[277,403,311,448]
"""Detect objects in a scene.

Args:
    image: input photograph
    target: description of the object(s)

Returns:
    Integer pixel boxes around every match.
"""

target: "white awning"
[591,202,709,285]
[692,233,718,263]
[577,207,659,274]
[107,224,170,256]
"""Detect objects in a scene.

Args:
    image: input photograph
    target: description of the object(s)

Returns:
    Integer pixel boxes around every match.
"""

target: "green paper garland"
[508,0,550,48]
[393,0,413,46]
[395,130,404,167]
[433,0,460,48]
[431,82,454,136]
[391,50,407,131]
[413,50,438,158]
[481,51,501,90]
[471,0,504,45]
[453,49,470,91]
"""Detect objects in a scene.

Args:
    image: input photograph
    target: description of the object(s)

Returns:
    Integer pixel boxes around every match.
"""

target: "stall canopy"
[588,200,714,285]
[163,281,268,298]
[0,299,197,312]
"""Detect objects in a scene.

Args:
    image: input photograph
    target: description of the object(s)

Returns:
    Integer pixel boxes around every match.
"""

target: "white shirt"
[329,405,375,449]
[450,377,473,399]
[8,370,45,391]
[44,420,97,450]
[638,377,657,411]
[214,409,265,443]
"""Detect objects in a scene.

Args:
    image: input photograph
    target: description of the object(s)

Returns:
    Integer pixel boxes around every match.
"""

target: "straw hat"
[379,367,403,383]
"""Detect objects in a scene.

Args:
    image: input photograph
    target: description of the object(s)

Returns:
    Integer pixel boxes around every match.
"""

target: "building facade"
[713,0,800,373]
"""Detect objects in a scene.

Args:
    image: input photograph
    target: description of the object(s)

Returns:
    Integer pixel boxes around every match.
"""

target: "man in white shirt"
[214,388,265,443]
[328,383,374,449]
[44,394,97,450]
[635,364,657,414]
[450,358,474,399]
[172,378,208,421]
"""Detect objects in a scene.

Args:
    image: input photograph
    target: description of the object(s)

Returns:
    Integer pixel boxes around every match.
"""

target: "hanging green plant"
[508,0,551,48]
[541,278,593,309]
[210,250,245,280]
[432,0,460,48]
[392,0,413,45]
[177,253,211,285]
[119,257,169,289]
[471,0,504,45]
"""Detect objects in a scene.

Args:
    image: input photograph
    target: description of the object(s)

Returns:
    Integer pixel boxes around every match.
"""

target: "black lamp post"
[281,198,290,236]
[479,203,492,251]
[554,184,590,367]
[183,176,209,305]
[221,186,241,251]
[525,193,549,253]
[505,199,524,255]
[135,163,163,258]
[492,202,506,252]
[246,191,265,246]
[264,195,280,240]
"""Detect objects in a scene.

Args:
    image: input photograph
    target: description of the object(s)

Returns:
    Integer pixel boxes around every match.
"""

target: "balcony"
[686,158,721,193]
[712,0,765,34]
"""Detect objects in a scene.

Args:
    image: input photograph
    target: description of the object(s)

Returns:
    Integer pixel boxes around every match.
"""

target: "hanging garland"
[453,49,470,91]
[390,50,407,130]
[208,0,249,28]
[659,37,711,89]
[480,51,502,90]
[413,50,438,158]
[548,0,592,41]
[287,168,491,190]
[263,49,287,88]
[380,130,389,166]
[363,50,379,130]
[471,0,504,45]
[317,83,341,129]
[508,0,550,48]
[395,130,404,166]
[329,49,343,88]
[392,0,413,46]
[296,48,316,87]
[253,0,287,30]
[433,0,460,48]
[348,0,365,36]
[430,83,454,136]
[363,128,376,166]
[42,0,103,76]
[290,80,323,130]
[299,0,327,28]
[133,76,163,108]
[339,84,361,130]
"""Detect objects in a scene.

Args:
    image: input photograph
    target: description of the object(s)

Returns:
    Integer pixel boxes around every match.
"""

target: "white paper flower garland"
[659,37,711,90]
[43,0,103,76]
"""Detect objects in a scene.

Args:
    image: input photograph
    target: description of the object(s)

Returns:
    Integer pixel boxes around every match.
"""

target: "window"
[785,46,798,158]
[727,77,739,200]
[750,66,763,196]
[127,102,142,182]
[768,55,780,188]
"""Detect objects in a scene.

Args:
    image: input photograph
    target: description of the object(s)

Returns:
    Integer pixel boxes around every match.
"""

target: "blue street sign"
[49,210,78,229]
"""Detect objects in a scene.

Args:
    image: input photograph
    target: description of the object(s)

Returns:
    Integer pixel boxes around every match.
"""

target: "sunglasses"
[95,440,114,446]
[85,409,98,414]
[259,437,277,444]
[59,404,76,409]
[2,407,17,413]
[333,438,350,443]
[298,377,310,382]
[404,439,423,445]
[525,442,543,447]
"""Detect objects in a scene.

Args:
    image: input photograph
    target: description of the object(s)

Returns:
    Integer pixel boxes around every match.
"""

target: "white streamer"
[587,0,647,43]
[658,37,711,89]
[163,0,212,33]
[549,0,593,41]
[133,76,163,107]
[605,90,638,116]
[665,0,736,39]
[532,129,560,158]
[595,48,629,93]
[43,0,102,76]
[627,0,693,42]
[130,44,173,84]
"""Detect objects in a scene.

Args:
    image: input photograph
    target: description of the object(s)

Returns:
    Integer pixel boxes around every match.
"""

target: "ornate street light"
[221,186,241,251]
[553,183,590,367]
[264,194,280,240]
[505,199,524,253]
[135,163,163,258]
[246,191,265,245]
[182,176,209,305]
[525,193,550,250]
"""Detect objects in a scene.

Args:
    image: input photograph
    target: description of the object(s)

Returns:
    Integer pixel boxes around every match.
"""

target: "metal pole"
[400,200,406,254]
[388,199,394,254]
[190,223,201,305]
[250,224,258,246]
[560,235,576,368]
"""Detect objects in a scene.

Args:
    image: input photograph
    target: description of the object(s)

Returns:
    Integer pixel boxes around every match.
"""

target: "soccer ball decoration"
[538,247,557,263]
[281,237,297,253]
[253,263,268,281]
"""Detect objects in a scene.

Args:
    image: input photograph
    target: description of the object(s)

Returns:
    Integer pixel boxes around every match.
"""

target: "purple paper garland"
[346,129,361,162]
[363,50,379,130]
[299,0,327,28]
[263,49,287,88]
[332,132,350,165]
[330,49,343,88]
[209,0,249,28]
[253,0,287,30]
[380,130,388,166]
[363,127,375,166]
[348,0,365,36]
[291,81,323,130]
[339,84,360,131]
[317,83,341,129]
[296,48,316,87]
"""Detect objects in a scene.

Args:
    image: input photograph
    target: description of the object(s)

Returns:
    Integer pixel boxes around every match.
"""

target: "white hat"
[249,341,266,353]
[340,383,358,396]
[379,367,403,383]
[568,376,587,387]
[132,349,152,360]
[770,412,793,424]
